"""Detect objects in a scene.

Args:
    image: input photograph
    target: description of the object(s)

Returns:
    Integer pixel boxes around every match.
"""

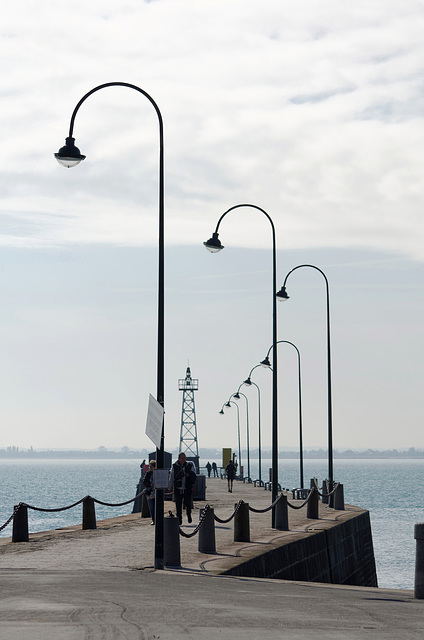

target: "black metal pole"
[61,82,166,569]
[243,365,263,483]
[234,391,250,480]
[221,401,242,472]
[206,205,278,525]
[297,350,304,489]
[251,381,262,483]
[280,265,333,489]
[230,401,242,472]
[264,340,304,489]
[325,277,333,489]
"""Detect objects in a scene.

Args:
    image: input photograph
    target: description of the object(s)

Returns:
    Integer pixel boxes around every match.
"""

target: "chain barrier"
[313,481,339,499]
[287,489,314,510]
[0,503,22,532]
[1,476,340,537]
[179,504,211,538]
[248,493,285,513]
[0,491,144,534]
[12,491,143,514]
[93,492,143,508]
[23,497,86,512]
[311,478,322,492]
[213,500,244,524]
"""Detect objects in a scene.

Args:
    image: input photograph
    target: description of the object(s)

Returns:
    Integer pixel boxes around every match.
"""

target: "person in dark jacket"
[225,459,236,492]
[205,461,212,477]
[143,460,156,524]
[168,452,196,524]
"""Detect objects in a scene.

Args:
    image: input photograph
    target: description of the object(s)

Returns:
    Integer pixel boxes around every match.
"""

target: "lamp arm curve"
[68,82,164,138]
[214,204,276,238]
[266,339,301,360]
[282,263,329,290]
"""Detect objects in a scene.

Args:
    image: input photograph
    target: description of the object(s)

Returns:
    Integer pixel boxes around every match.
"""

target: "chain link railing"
[0,492,144,536]
[311,478,340,499]
[248,493,285,513]
[0,503,21,533]
[213,500,244,524]
[0,476,342,540]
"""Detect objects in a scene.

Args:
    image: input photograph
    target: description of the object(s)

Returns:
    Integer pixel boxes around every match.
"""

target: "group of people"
[142,453,238,525]
[205,461,219,477]
[142,451,196,525]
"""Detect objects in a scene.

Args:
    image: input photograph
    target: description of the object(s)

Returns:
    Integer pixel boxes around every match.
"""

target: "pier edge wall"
[221,510,378,587]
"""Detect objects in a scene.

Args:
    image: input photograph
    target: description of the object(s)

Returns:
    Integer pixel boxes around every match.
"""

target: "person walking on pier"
[143,460,156,525]
[212,462,218,477]
[225,459,236,493]
[205,461,212,477]
[168,452,197,525]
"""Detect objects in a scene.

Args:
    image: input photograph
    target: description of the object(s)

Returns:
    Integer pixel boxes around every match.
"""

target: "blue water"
[0,457,421,590]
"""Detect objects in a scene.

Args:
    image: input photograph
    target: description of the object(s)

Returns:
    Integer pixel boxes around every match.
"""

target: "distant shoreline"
[1,448,424,460]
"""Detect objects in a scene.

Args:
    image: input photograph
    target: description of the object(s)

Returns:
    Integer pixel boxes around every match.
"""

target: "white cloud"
[0,2,423,256]
[0,2,423,453]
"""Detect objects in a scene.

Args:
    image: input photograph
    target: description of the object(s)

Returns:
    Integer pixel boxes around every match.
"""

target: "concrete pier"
[0,477,421,639]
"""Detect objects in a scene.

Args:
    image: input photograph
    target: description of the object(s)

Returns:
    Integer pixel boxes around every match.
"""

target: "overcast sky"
[0,1,423,461]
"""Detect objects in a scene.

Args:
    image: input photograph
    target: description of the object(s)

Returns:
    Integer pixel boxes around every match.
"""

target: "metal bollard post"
[82,496,96,530]
[310,477,318,490]
[307,487,319,519]
[12,504,29,542]
[199,507,216,553]
[132,482,143,513]
[164,515,181,567]
[141,493,151,518]
[234,502,250,542]
[275,494,289,531]
[321,479,329,505]
[328,480,335,508]
[333,483,345,510]
[414,523,424,598]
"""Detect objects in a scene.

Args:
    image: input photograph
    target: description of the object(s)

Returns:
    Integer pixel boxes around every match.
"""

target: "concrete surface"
[0,477,421,639]
[0,478,367,573]
[0,569,421,639]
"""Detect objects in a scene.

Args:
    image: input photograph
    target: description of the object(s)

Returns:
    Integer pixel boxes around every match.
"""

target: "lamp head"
[276,285,289,301]
[219,409,225,415]
[233,392,240,399]
[225,401,231,408]
[243,377,252,386]
[203,232,224,253]
[260,356,272,368]
[54,137,86,168]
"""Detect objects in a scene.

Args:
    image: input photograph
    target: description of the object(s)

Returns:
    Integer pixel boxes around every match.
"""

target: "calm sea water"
[0,457,421,591]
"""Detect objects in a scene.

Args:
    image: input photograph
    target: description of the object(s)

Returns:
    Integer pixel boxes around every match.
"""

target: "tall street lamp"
[204,204,279,525]
[220,401,242,473]
[276,265,334,488]
[261,340,304,489]
[233,390,250,481]
[242,372,262,484]
[55,82,166,569]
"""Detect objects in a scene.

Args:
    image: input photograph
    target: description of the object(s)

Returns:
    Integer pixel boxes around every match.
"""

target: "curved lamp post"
[220,401,242,472]
[55,82,165,569]
[262,340,304,489]
[276,265,333,488]
[233,390,250,481]
[204,204,279,524]
[242,372,262,484]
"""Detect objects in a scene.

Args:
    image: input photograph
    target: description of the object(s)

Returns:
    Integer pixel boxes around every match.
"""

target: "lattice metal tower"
[178,366,199,468]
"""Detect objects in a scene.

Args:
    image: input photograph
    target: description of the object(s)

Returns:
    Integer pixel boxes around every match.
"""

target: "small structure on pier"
[178,366,199,473]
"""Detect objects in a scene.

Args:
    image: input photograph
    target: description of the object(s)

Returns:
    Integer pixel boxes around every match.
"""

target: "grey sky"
[0,1,423,454]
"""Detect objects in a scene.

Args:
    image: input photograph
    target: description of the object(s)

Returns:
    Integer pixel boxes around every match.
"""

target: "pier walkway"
[0,477,422,638]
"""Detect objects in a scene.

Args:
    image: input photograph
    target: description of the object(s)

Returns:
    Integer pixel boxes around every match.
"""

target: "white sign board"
[154,469,169,490]
[145,393,164,449]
